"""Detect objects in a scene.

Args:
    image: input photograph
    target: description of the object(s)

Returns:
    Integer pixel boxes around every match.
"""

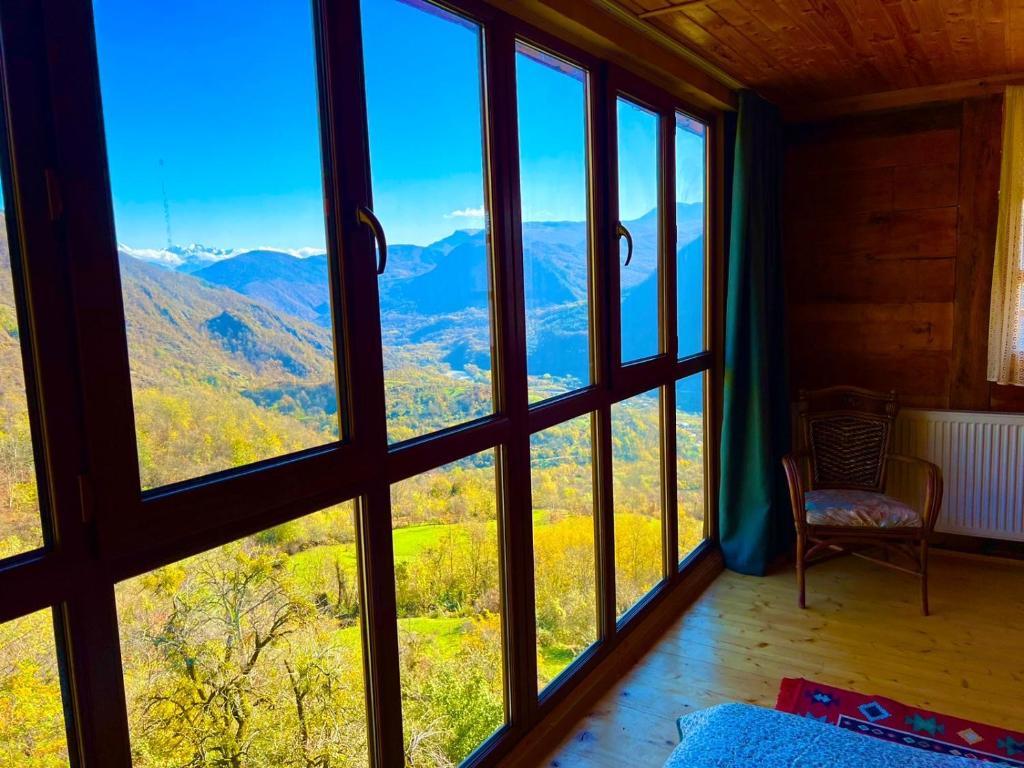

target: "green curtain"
[718,90,792,576]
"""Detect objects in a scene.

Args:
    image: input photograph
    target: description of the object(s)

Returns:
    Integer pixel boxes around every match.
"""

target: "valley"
[0,206,707,767]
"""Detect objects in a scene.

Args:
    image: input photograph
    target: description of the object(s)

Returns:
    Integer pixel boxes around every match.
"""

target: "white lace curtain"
[988,86,1024,386]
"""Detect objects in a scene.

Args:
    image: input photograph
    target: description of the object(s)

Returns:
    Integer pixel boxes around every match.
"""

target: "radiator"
[889,409,1024,541]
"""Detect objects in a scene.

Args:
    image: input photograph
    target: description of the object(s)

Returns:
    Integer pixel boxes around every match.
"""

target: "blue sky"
[94,0,705,251]
[516,45,587,224]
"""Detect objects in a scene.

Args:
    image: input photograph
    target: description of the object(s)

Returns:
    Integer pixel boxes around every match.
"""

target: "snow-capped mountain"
[118,243,327,273]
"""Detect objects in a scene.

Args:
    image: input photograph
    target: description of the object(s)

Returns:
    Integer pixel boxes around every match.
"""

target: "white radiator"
[890,409,1024,541]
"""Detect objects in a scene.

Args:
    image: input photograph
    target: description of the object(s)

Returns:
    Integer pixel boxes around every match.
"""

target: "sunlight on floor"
[542,552,1024,767]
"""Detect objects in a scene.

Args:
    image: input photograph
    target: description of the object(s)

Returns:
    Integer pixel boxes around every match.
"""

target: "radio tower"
[159,158,173,249]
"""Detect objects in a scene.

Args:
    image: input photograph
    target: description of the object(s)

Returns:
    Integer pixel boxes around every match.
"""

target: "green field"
[288,515,608,681]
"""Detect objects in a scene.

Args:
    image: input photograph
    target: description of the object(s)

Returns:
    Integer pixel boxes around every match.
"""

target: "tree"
[119,542,368,767]
[0,610,68,768]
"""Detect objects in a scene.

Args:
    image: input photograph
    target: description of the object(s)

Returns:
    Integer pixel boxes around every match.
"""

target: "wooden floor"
[542,552,1024,767]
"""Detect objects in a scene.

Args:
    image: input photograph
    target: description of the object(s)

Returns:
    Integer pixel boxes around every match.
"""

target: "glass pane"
[116,502,368,766]
[612,388,663,618]
[0,609,70,765]
[617,98,660,364]
[676,374,706,561]
[363,1,494,443]
[676,114,706,359]
[530,414,596,691]
[390,451,504,764]
[93,1,341,489]
[0,175,45,557]
[516,44,590,403]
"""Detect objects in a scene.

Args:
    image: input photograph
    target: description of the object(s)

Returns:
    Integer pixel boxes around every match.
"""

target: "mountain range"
[0,204,705,439]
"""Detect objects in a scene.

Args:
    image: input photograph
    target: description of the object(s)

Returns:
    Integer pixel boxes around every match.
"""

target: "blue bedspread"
[665,704,977,767]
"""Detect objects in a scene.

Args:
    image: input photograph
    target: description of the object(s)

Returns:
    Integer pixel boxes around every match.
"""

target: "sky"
[93,0,706,252]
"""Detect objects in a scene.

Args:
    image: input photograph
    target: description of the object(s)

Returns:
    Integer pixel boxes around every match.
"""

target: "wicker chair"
[781,387,943,615]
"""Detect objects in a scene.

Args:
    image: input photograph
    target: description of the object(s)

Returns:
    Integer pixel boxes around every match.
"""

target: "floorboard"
[541,552,1024,767]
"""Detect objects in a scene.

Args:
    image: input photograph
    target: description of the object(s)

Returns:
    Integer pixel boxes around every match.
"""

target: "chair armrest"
[885,453,944,533]
[781,451,811,534]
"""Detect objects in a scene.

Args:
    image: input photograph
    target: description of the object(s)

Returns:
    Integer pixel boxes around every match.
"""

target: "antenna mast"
[159,158,173,249]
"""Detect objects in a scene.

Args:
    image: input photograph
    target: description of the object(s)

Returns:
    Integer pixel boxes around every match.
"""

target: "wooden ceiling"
[610,0,1024,106]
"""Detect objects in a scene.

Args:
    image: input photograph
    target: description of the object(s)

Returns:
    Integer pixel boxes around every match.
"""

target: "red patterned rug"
[776,678,1024,765]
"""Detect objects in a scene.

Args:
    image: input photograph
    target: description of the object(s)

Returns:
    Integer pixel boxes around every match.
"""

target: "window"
[116,502,368,766]
[617,98,661,364]
[988,87,1024,385]
[0,610,71,766]
[530,414,597,690]
[93,0,342,489]
[0,3,717,767]
[362,0,495,443]
[390,453,504,764]
[676,374,706,562]
[516,44,591,402]
[676,114,707,359]
[0,158,46,559]
[612,389,664,618]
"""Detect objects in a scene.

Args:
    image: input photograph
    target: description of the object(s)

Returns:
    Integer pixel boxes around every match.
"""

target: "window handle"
[356,205,388,275]
[617,221,634,266]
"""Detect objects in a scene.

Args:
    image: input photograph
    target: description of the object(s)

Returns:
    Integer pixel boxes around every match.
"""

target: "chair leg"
[920,540,930,617]
[796,534,806,609]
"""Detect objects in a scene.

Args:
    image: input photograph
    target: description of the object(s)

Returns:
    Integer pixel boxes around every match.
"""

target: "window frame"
[0,1,724,767]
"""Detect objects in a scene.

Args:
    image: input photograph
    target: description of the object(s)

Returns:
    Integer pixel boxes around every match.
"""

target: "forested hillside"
[0,207,706,767]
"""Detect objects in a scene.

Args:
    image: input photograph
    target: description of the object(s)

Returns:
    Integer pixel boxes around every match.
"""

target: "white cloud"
[118,244,185,267]
[444,206,486,219]
[253,246,326,258]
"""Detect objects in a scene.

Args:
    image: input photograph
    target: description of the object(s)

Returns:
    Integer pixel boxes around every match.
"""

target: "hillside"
[0,205,704,486]
[1,212,707,768]
[185,203,704,387]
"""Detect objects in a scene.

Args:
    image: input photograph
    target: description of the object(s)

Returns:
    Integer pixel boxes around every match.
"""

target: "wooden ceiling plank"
[592,0,745,89]
[654,11,772,80]
[638,0,707,18]
[920,29,956,81]
[848,0,925,88]
[783,71,1024,121]
[880,0,939,83]
[715,0,834,87]
[607,0,1024,106]
[1010,0,1024,70]
[737,0,871,95]
[892,0,957,81]
[792,0,893,92]
[671,2,786,80]
[979,0,1009,75]
[909,0,961,78]
[943,0,984,81]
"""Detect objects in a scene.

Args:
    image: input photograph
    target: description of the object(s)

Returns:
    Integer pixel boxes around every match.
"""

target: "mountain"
[119,243,242,273]
[1,204,707,488]
[194,251,333,326]
[113,202,705,392]
[118,255,339,424]
[676,234,705,358]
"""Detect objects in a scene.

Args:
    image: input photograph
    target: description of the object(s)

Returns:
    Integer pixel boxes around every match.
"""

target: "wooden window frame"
[0,0,725,766]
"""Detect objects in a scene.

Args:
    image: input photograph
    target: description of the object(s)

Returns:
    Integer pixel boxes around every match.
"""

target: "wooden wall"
[784,96,1024,412]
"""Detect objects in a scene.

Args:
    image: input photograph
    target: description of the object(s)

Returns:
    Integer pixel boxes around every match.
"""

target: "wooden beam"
[783,71,1024,122]
[950,95,1004,410]
[638,1,705,19]
[486,0,740,111]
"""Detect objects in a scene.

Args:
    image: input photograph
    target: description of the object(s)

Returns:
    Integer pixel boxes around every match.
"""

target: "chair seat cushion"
[805,489,921,528]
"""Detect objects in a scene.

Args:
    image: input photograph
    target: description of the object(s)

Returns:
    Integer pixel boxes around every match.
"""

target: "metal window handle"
[356,205,388,275]
[617,221,634,266]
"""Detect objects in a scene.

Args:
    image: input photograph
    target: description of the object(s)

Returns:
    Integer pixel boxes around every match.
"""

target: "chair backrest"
[797,386,898,492]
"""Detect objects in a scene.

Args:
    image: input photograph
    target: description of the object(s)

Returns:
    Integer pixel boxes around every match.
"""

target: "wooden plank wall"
[783,96,1024,412]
